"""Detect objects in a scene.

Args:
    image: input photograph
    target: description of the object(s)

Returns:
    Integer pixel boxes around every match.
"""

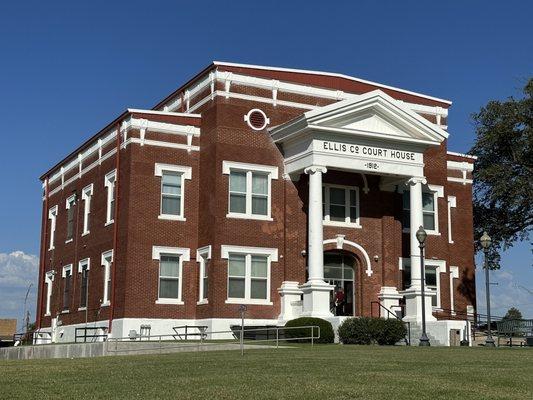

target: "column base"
[378,286,403,319]
[401,286,437,323]
[299,280,334,318]
[277,281,304,322]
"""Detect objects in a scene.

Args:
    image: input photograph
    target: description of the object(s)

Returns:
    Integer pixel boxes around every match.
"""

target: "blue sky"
[0,1,531,328]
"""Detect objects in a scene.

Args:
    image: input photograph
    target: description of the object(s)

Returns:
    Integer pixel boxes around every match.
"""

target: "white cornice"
[213,61,452,106]
[127,108,201,118]
[447,151,477,160]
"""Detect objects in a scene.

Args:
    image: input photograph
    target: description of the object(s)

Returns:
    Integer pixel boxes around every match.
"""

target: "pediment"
[271,89,448,145]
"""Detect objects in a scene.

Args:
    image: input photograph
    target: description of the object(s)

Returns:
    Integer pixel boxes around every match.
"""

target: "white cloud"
[0,251,39,329]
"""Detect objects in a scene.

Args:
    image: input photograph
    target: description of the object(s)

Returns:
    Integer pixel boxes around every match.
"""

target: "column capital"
[406,176,427,186]
[304,165,327,175]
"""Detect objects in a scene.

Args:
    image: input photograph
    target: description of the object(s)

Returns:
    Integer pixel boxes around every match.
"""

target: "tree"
[469,78,533,267]
[503,307,523,321]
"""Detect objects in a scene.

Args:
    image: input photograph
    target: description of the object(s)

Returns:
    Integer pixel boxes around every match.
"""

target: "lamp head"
[416,226,427,245]
[480,231,492,249]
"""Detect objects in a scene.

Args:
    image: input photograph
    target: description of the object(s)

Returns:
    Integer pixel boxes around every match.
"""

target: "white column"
[402,176,436,323]
[306,165,327,283]
[409,176,425,289]
[299,165,333,318]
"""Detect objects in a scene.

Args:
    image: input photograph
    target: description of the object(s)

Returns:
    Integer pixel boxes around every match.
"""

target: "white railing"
[106,325,321,356]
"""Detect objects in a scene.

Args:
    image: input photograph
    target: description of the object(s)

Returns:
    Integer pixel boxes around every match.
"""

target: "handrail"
[172,325,208,341]
[75,326,108,343]
[107,325,321,356]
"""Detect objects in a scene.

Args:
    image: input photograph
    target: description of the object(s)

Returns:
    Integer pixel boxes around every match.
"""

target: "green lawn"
[0,345,532,399]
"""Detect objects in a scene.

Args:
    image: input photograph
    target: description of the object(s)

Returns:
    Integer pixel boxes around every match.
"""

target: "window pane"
[343,266,354,280]
[423,212,435,231]
[230,194,246,213]
[203,277,208,299]
[251,256,267,278]
[162,173,181,195]
[350,206,357,223]
[160,256,179,277]
[162,196,181,215]
[403,266,411,289]
[228,254,246,276]
[330,205,345,221]
[330,187,345,205]
[230,171,246,192]
[324,265,342,279]
[252,196,267,215]
[159,278,179,298]
[228,278,245,298]
[350,190,357,206]
[425,267,437,287]
[402,212,410,229]
[422,192,434,211]
[252,173,268,195]
[251,279,267,299]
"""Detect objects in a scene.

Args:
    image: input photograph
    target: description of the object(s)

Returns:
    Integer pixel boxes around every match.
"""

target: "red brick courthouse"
[35,62,476,345]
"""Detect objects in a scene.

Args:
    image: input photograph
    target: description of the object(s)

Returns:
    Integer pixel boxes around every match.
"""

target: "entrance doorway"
[324,252,356,316]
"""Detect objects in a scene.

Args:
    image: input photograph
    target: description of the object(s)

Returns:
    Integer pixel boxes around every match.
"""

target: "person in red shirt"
[335,286,346,316]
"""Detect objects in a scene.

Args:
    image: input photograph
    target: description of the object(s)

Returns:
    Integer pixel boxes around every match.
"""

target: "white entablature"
[271,90,448,178]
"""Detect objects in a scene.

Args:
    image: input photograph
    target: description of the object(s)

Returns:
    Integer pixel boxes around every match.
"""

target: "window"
[222,161,278,220]
[447,196,456,244]
[402,185,442,234]
[104,170,116,225]
[101,250,113,306]
[221,245,277,305]
[400,258,444,309]
[154,164,192,221]
[65,195,76,242]
[197,246,211,304]
[48,206,58,250]
[62,265,73,312]
[78,258,90,309]
[322,184,360,227]
[44,271,55,316]
[81,184,93,235]
[152,246,189,304]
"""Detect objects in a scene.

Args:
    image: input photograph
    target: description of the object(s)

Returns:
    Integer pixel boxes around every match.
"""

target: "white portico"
[271,90,448,322]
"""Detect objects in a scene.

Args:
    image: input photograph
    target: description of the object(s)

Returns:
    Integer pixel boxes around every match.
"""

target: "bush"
[284,317,334,344]
[338,317,407,345]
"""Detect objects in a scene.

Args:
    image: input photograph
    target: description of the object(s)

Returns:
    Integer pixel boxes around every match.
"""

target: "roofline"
[127,108,201,118]
[213,61,452,106]
[447,151,477,161]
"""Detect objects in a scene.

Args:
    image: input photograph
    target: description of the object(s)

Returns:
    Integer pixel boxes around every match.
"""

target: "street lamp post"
[416,226,430,346]
[480,231,495,347]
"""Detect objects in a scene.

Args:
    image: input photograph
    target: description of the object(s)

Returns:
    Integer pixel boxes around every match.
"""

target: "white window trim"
[44,271,55,316]
[104,170,116,226]
[399,257,445,310]
[449,266,459,316]
[152,246,190,305]
[81,184,93,236]
[323,183,362,228]
[154,163,192,221]
[221,245,277,305]
[48,206,58,250]
[447,195,456,244]
[65,194,76,243]
[402,184,443,236]
[196,245,212,304]
[101,250,113,307]
[222,161,278,221]
[61,264,73,313]
[78,258,90,311]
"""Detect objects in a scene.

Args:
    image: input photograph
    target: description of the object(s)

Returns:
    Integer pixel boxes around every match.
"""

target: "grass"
[0,345,532,399]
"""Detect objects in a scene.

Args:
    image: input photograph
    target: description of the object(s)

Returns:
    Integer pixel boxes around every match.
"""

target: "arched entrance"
[324,251,357,316]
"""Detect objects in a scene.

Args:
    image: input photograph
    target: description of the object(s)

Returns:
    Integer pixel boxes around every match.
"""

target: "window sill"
[158,215,186,221]
[81,231,90,237]
[48,247,55,251]
[403,229,441,236]
[323,220,362,229]
[100,302,110,307]
[60,310,70,314]
[104,220,114,227]
[78,307,87,312]
[226,213,273,221]
[197,299,209,305]
[225,298,273,306]
[65,239,73,244]
[44,313,51,317]
[156,299,184,305]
